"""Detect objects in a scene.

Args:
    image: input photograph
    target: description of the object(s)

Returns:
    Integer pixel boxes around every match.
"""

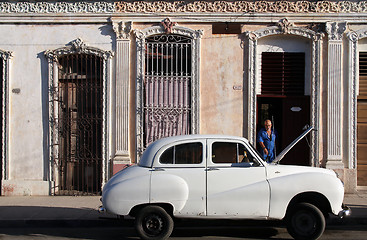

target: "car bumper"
[338,204,352,218]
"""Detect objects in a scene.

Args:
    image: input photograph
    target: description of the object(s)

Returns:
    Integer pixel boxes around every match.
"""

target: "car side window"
[160,142,203,164]
[212,142,237,163]
[212,142,258,166]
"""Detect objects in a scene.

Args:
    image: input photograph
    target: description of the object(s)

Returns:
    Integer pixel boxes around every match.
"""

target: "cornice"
[0,1,367,14]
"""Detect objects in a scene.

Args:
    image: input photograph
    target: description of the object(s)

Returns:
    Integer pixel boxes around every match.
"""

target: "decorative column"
[326,22,346,169]
[1,50,12,181]
[112,21,131,172]
[245,32,258,145]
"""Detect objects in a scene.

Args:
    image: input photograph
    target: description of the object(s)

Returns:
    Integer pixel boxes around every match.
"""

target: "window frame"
[154,140,206,168]
[208,140,263,168]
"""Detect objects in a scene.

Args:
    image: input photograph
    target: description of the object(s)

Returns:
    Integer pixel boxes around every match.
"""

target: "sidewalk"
[0,192,366,228]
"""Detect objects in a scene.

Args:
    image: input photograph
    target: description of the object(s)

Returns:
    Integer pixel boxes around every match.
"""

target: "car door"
[206,139,270,218]
[150,140,207,216]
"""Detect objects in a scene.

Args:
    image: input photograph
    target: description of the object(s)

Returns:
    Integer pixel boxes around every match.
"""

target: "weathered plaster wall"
[0,23,113,195]
[200,25,244,136]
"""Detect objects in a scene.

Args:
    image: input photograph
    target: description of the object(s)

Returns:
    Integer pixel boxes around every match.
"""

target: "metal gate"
[57,54,103,195]
[144,34,192,147]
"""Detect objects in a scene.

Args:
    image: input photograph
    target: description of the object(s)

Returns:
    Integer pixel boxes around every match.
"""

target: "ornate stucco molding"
[112,21,132,40]
[1,49,12,181]
[45,38,114,187]
[45,38,113,60]
[326,22,347,41]
[245,19,323,167]
[1,1,367,14]
[134,25,203,158]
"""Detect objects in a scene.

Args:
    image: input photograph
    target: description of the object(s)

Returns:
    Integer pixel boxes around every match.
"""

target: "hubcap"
[293,211,317,235]
[143,214,164,236]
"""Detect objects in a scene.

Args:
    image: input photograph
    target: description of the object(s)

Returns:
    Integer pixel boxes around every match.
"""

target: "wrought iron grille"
[144,35,192,147]
[56,54,103,195]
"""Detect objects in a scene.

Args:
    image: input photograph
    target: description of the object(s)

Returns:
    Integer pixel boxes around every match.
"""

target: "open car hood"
[273,125,314,164]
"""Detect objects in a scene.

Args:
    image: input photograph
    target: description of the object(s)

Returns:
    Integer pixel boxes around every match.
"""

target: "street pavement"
[0,191,366,228]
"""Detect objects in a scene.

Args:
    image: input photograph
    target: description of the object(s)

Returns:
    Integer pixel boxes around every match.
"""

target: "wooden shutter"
[261,52,305,96]
[359,52,367,99]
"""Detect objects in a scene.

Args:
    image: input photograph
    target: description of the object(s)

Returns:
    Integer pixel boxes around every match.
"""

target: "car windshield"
[248,142,265,161]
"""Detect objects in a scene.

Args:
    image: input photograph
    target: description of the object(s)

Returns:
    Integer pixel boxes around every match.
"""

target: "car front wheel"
[135,205,174,240]
[286,202,326,240]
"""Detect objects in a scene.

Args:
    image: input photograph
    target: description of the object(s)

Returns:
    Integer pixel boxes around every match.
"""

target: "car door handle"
[151,168,165,172]
[207,167,219,171]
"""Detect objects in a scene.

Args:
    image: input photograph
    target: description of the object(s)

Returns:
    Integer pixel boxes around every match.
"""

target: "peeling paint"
[2,184,15,196]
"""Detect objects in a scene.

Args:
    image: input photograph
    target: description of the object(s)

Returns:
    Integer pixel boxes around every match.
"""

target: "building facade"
[1,0,367,195]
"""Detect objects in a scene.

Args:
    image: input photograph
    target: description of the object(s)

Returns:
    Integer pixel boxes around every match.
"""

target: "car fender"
[268,172,344,219]
[102,170,151,216]
[150,172,189,214]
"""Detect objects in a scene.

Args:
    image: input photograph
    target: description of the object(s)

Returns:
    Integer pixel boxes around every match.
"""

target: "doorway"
[257,96,310,165]
[57,54,103,195]
[257,51,310,165]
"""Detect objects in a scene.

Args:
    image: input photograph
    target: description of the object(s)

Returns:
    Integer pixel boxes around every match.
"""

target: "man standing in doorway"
[257,119,277,163]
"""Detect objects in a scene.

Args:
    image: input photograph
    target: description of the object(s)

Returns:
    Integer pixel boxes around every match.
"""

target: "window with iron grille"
[144,35,192,147]
[359,52,367,99]
[261,52,305,96]
[57,54,103,195]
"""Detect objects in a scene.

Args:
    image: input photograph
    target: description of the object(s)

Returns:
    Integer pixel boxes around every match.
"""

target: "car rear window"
[160,142,203,164]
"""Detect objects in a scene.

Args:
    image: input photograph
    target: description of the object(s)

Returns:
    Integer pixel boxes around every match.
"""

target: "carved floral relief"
[0,1,367,14]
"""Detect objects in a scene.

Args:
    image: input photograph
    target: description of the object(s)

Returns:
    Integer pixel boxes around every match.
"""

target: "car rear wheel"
[286,202,325,240]
[135,205,174,240]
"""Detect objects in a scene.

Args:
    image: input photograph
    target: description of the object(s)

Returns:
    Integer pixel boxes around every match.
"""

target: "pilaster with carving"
[347,30,366,170]
[245,32,258,145]
[310,33,323,167]
[112,21,132,164]
[0,50,12,181]
[325,22,346,169]
[245,19,322,166]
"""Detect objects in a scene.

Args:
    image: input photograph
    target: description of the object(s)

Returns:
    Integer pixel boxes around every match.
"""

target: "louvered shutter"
[261,52,305,96]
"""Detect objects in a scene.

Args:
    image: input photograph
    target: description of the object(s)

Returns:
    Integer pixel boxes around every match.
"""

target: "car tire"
[286,202,326,240]
[135,205,174,240]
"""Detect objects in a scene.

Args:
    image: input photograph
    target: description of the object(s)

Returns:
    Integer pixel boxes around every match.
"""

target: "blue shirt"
[257,128,277,162]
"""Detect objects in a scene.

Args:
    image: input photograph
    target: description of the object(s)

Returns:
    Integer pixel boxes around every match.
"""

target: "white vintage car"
[100,128,350,240]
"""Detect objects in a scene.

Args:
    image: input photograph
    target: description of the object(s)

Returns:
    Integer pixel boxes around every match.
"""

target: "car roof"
[139,134,250,168]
